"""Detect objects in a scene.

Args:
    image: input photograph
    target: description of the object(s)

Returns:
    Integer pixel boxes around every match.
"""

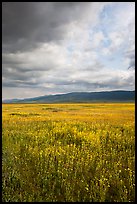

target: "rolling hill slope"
[3,90,135,103]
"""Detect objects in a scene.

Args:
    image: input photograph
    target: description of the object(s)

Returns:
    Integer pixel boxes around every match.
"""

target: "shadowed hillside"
[3,90,135,103]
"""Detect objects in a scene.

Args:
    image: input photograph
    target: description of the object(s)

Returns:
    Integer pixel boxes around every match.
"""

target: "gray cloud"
[2,2,91,53]
[125,50,135,69]
[2,2,135,99]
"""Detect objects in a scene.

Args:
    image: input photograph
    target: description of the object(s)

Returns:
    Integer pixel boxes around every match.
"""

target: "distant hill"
[2,90,135,103]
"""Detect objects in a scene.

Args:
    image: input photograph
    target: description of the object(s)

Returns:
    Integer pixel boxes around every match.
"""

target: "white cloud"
[109,32,124,48]
[91,31,105,48]
[2,2,135,99]
[101,47,111,56]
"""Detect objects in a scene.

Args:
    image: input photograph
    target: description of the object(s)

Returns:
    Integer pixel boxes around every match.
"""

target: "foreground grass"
[2,103,135,202]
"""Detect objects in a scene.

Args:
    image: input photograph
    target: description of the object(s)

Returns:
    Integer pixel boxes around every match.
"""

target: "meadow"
[2,103,135,202]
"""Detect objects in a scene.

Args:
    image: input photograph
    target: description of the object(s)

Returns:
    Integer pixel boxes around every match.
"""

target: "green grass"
[2,103,135,202]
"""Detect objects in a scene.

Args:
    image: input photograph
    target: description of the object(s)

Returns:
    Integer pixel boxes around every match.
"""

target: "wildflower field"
[2,103,135,202]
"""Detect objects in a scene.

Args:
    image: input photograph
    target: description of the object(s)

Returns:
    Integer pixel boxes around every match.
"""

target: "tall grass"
[2,103,135,202]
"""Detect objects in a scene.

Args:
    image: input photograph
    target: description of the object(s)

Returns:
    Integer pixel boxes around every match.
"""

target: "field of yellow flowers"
[2,103,135,202]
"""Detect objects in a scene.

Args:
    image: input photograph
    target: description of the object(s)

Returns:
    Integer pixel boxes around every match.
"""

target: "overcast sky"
[2,2,135,99]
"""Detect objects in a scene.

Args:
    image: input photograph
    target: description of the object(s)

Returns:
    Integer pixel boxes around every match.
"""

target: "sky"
[2,2,135,99]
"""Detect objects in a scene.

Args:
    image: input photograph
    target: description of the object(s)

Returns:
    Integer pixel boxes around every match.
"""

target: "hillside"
[3,90,135,103]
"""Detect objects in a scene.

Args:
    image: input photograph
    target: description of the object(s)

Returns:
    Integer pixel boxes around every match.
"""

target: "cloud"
[124,50,135,70]
[2,2,99,53]
[91,31,105,48]
[2,2,135,99]
[99,2,135,58]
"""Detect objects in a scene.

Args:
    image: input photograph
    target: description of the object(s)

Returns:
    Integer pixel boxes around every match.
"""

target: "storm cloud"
[2,2,93,52]
[2,2,135,99]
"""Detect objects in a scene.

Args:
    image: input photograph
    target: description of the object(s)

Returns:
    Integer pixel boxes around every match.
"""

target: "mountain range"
[3,90,135,103]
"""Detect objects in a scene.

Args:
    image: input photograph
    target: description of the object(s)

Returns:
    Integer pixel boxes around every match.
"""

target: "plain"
[2,103,135,202]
